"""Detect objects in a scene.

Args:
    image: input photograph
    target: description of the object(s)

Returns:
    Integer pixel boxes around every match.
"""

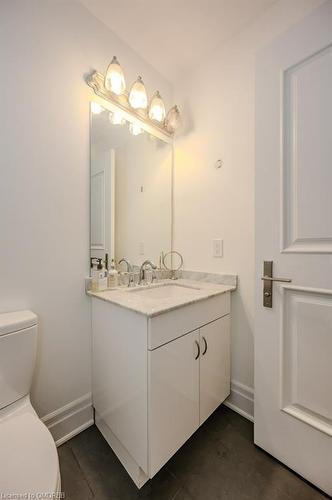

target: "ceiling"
[79,0,277,82]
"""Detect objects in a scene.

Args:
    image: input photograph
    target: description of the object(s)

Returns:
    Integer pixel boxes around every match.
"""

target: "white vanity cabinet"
[149,329,200,477]
[149,315,230,477]
[199,315,230,424]
[91,289,231,488]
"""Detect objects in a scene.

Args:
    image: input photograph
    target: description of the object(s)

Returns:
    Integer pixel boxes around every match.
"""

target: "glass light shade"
[91,101,103,114]
[148,91,166,123]
[109,110,125,125]
[105,56,126,95]
[129,122,143,136]
[128,76,148,109]
[165,105,181,133]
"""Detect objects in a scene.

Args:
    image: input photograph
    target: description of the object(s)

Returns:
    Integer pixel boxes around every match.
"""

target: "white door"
[149,330,200,477]
[199,316,230,425]
[90,147,115,260]
[255,3,332,495]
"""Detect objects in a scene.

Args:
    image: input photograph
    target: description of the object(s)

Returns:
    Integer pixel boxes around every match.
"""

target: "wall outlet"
[212,239,223,258]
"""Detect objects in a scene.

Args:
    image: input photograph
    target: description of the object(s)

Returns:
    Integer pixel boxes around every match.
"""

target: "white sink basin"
[126,283,201,299]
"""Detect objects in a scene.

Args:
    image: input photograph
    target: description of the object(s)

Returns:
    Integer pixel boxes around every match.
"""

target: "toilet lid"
[0,310,37,336]
[0,411,59,495]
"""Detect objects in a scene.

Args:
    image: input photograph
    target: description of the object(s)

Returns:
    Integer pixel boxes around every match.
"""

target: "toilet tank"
[0,310,38,410]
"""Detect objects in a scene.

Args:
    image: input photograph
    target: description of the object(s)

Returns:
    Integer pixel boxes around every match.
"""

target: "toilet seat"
[0,396,60,497]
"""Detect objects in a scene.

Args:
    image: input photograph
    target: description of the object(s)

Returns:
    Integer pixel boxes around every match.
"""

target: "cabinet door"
[199,315,230,425]
[149,330,200,477]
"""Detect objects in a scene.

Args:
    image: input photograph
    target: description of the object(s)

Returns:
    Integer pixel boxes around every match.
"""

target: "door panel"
[199,316,230,425]
[255,3,332,495]
[281,286,332,436]
[148,330,200,477]
[282,45,332,253]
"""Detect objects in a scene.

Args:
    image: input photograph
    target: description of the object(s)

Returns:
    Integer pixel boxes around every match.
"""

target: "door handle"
[261,276,292,283]
[194,340,200,360]
[262,261,292,308]
[202,336,208,355]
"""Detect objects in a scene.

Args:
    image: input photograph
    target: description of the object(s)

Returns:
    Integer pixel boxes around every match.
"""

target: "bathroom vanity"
[88,100,236,487]
[90,279,234,487]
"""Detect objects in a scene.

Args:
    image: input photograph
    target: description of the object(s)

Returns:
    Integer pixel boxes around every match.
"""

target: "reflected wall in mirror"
[90,103,173,269]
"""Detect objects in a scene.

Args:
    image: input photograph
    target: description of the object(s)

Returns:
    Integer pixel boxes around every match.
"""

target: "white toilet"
[0,310,61,496]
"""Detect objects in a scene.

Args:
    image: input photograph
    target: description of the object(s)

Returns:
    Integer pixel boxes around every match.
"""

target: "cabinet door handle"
[202,336,208,355]
[194,340,200,360]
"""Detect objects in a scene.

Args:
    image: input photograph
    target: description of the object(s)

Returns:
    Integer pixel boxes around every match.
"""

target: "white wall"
[0,0,172,429]
[174,0,324,396]
[115,134,172,266]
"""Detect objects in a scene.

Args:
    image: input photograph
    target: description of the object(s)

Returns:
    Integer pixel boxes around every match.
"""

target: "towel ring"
[162,251,184,280]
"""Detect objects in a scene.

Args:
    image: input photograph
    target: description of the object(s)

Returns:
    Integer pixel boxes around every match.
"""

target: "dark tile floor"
[58,406,328,500]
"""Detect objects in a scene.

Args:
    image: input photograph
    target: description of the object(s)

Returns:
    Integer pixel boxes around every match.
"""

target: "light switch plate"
[212,239,223,258]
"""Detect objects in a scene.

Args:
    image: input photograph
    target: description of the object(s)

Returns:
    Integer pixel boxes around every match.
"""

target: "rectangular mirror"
[90,102,173,269]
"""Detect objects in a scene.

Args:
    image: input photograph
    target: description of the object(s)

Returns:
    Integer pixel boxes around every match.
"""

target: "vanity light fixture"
[165,105,181,133]
[86,57,181,137]
[104,56,126,95]
[148,91,166,123]
[128,76,148,110]
[129,122,144,136]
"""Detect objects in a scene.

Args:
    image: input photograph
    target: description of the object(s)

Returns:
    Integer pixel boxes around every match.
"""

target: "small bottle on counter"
[108,259,119,288]
[91,259,107,292]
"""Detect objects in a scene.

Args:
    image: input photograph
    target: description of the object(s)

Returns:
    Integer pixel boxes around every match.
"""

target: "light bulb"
[148,91,166,123]
[165,105,181,133]
[104,56,126,95]
[129,123,143,136]
[91,102,103,114]
[128,76,148,109]
[109,110,125,125]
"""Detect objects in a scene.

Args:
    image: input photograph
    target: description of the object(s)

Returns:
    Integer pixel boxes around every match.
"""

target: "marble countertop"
[88,278,236,317]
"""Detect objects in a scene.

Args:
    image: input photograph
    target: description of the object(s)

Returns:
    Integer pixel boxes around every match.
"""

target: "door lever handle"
[262,261,292,308]
[261,276,292,283]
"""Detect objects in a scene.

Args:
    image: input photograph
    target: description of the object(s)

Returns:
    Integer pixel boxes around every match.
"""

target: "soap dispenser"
[91,258,107,291]
[91,258,100,292]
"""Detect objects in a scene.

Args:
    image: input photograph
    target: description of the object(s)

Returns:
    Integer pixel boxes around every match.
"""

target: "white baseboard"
[224,380,254,422]
[40,382,253,447]
[41,393,94,446]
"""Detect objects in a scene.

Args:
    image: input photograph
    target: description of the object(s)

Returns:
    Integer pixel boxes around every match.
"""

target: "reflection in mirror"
[90,103,172,270]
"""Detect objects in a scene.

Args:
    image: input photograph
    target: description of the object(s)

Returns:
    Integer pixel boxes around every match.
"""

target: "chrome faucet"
[139,260,157,285]
[119,258,133,287]
[118,258,133,273]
